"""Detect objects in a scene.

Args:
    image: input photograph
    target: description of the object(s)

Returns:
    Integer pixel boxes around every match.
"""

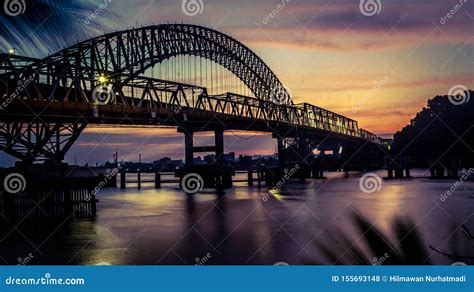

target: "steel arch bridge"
[0,23,386,166]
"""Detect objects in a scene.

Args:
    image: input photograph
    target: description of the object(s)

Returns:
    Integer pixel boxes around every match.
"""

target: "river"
[1,169,472,266]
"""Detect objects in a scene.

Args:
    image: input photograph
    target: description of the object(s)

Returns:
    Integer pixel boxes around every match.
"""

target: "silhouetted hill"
[392,90,473,167]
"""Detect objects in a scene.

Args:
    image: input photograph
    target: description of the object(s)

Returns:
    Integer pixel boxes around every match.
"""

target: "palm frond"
[309,211,432,265]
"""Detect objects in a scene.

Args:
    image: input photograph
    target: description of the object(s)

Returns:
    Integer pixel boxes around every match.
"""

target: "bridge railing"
[0,61,384,144]
[126,83,382,143]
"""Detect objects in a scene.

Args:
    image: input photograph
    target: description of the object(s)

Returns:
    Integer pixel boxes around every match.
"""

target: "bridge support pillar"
[277,138,285,166]
[180,127,225,167]
[177,127,234,192]
[341,142,385,172]
[215,129,224,166]
[184,130,194,167]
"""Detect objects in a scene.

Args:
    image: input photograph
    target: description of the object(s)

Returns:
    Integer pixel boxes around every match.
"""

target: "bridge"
[0,24,389,190]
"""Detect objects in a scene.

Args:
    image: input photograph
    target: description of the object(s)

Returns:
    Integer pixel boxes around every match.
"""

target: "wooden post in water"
[138,154,142,189]
[64,189,73,214]
[120,172,126,189]
[155,172,161,189]
[137,172,141,189]
[387,169,394,178]
[394,168,403,178]
[89,187,97,215]
[312,170,320,179]
[248,170,253,186]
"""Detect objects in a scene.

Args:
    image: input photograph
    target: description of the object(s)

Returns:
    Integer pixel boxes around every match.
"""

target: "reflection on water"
[0,170,472,265]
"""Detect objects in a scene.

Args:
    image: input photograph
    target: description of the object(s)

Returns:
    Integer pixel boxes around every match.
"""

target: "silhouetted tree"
[392,90,473,168]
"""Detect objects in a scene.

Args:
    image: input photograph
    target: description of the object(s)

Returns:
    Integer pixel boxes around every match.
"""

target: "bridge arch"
[0,23,386,165]
[31,24,293,105]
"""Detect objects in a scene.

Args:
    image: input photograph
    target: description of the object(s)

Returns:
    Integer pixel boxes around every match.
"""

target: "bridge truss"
[0,24,387,164]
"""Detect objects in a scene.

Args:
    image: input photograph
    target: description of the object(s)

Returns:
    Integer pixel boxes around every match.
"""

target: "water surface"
[1,170,473,265]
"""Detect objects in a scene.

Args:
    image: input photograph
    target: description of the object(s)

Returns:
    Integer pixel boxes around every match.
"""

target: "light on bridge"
[8,48,15,55]
[97,74,109,84]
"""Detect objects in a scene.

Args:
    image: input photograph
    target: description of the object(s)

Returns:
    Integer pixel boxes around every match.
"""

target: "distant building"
[224,152,235,165]
[153,157,184,171]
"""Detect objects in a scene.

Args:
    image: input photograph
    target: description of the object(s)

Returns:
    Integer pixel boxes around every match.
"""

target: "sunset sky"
[1,0,473,165]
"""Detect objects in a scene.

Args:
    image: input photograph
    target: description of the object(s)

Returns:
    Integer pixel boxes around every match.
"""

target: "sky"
[0,0,473,165]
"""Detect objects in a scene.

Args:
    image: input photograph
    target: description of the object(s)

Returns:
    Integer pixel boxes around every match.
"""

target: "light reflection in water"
[0,170,472,265]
